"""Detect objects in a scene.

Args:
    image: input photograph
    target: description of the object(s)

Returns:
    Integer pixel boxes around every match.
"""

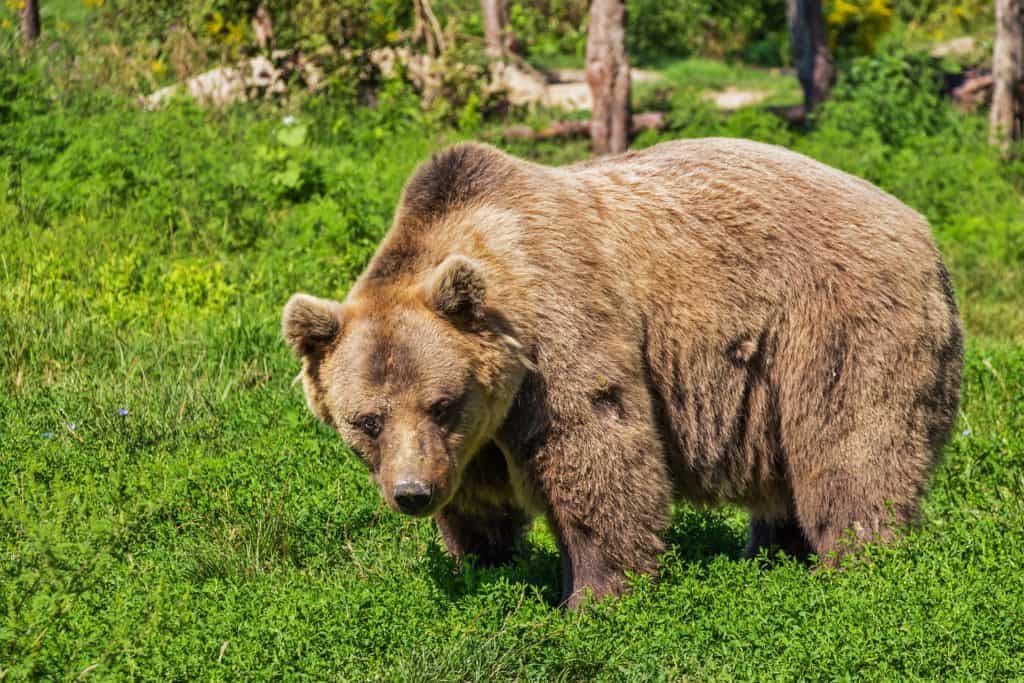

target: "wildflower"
[118,408,129,417]
[205,10,224,36]
[151,60,166,75]
[283,115,296,126]
[961,428,971,437]
[1,18,10,30]
[224,21,244,47]
[68,422,77,431]
[42,431,54,439]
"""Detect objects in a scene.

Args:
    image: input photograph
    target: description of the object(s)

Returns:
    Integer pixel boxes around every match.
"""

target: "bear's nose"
[393,480,433,515]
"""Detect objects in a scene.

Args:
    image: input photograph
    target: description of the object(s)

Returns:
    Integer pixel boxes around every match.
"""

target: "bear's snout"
[393,479,434,516]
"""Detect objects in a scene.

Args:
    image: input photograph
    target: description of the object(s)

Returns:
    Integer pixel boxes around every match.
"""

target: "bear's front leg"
[434,503,530,567]
[433,441,531,567]
[535,412,674,609]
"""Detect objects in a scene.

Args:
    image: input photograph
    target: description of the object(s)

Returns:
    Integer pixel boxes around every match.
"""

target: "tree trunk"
[991,0,1024,150]
[787,0,834,114]
[251,4,274,51]
[585,0,630,155]
[20,0,41,45]
[481,0,510,59]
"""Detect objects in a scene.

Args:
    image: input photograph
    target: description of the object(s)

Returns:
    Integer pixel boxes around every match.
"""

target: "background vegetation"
[2,0,1023,679]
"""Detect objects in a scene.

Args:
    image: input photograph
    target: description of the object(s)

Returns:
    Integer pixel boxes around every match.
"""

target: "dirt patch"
[701,87,772,111]
[526,68,663,111]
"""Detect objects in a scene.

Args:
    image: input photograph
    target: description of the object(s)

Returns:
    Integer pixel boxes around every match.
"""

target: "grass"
[647,57,803,107]
[527,54,804,111]
[2,53,1024,679]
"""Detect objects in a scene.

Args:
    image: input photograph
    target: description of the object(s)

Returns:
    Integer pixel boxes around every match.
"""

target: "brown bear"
[282,138,963,608]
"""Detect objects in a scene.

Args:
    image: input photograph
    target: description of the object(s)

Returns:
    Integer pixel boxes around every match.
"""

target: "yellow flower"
[151,60,166,75]
[6,0,26,11]
[224,20,244,46]
[0,18,10,30]
[205,10,224,36]
[867,0,891,17]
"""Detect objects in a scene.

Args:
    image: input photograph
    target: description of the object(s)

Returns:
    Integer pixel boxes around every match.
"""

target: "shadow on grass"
[426,505,750,606]
[663,505,749,564]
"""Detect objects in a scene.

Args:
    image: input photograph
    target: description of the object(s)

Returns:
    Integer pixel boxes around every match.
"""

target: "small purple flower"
[42,431,55,439]
[118,408,129,417]
[961,428,971,437]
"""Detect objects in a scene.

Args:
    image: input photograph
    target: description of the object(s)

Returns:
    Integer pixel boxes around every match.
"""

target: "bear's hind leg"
[790,463,918,567]
[744,517,812,561]
[779,323,948,567]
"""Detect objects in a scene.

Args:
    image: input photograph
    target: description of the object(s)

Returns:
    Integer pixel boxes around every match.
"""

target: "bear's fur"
[283,138,963,608]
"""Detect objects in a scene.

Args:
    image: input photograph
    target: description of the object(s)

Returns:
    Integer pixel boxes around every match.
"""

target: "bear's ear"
[422,255,487,323]
[282,293,344,357]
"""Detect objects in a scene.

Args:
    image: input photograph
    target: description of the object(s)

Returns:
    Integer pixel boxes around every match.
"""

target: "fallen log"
[944,68,993,113]
[500,111,666,140]
[941,67,1024,113]
[951,73,993,112]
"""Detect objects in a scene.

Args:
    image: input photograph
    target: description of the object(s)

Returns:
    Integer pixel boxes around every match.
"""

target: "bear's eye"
[429,397,456,424]
[352,414,383,439]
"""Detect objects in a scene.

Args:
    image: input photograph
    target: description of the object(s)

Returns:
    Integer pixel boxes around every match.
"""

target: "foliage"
[507,0,589,64]
[826,0,894,56]
[628,0,789,65]
[815,50,952,147]
[889,0,994,39]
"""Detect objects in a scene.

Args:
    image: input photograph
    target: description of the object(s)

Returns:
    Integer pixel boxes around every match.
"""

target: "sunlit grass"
[2,51,1023,679]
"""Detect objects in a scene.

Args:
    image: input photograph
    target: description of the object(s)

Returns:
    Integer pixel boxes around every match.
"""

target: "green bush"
[814,50,953,147]
[629,0,787,64]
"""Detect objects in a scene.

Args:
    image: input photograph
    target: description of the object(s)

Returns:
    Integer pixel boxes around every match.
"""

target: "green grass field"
[2,54,1024,679]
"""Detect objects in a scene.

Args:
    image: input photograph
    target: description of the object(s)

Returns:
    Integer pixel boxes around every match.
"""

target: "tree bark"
[787,0,834,114]
[585,0,630,155]
[991,0,1024,150]
[251,4,274,51]
[20,0,41,45]
[481,0,510,59]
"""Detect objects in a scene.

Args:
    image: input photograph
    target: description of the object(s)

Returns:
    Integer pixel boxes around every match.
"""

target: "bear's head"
[282,255,530,517]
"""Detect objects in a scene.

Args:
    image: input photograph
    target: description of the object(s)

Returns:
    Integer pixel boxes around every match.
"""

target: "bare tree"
[787,0,834,114]
[585,0,630,155]
[991,0,1024,150]
[20,0,41,45]
[252,4,274,52]
[412,0,445,59]
[482,0,511,59]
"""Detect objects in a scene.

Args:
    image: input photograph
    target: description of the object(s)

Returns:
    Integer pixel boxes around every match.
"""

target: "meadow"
[2,44,1024,679]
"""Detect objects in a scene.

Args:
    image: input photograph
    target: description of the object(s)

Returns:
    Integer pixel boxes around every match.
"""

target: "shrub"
[814,50,953,147]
